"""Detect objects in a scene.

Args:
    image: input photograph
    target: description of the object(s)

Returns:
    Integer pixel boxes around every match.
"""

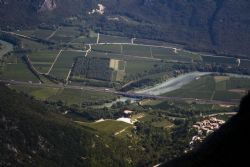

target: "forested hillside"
[1,0,250,57]
[0,84,133,167]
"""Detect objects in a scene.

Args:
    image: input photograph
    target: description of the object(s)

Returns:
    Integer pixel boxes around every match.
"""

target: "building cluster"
[88,4,106,15]
[188,117,225,151]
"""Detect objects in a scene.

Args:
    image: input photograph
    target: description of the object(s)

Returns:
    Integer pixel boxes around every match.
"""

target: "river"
[135,72,212,96]
[97,72,250,108]
[93,97,138,108]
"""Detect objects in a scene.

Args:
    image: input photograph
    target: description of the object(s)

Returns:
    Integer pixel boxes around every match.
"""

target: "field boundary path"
[46,49,63,75]
[46,27,59,40]
[85,44,92,57]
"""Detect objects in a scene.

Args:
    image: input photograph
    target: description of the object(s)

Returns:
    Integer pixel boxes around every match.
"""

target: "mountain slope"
[161,91,250,167]
[104,0,250,57]
[1,0,250,57]
[0,84,132,167]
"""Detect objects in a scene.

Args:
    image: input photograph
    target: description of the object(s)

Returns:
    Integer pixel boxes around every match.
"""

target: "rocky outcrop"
[38,0,56,12]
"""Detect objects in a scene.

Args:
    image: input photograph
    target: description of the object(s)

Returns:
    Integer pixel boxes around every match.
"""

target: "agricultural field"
[151,48,202,63]
[50,51,84,79]
[165,75,250,101]
[72,36,97,44]
[123,45,151,57]
[202,55,236,65]
[50,26,81,43]
[32,29,55,39]
[0,55,39,82]
[134,38,181,47]
[99,34,131,43]
[8,85,117,105]
[15,28,54,39]
[15,29,35,36]
[48,88,117,106]
[92,44,122,54]
[1,27,250,105]
[9,85,60,100]
[28,50,59,73]
[78,120,133,136]
[125,60,161,75]
[88,50,122,59]
[21,38,48,50]
[240,60,250,69]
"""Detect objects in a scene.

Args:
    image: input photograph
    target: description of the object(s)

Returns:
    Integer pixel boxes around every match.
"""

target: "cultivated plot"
[0,56,39,82]
[50,51,84,79]
[92,44,122,54]
[125,60,160,75]
[165,75,250,101]
[72,36,97,44]
[21,38,48,50]
[28,50,59,73]
[50,26,81,43]
[123,45,151,57]
[99,34,131,43]
[79,120,132,136]
[88,51,122,59]
[152,47,188,62]
[9,85,60,100]
[48,88,117,105]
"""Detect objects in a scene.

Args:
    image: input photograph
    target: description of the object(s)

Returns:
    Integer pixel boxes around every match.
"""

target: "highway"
[0,79,241,106]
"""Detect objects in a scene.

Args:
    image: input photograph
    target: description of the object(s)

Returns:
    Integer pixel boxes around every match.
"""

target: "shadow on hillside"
[162,91,250,167]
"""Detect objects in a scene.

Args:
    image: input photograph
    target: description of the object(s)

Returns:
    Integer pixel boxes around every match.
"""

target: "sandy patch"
[214,76,230,83]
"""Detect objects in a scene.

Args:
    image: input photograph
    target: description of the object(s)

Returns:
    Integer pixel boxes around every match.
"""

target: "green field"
[165,75,250,101]
[202,56,236,65]
[9,85,117,105]
[126,60,160,75]
[0,56,39,82]
[240,60,250,68]
[51,26,81,43]
[123,45,151,57]
[33,29,54,39]
[72,36,97,44]
[92,44,122,54]
[88,51,123,59]
[15,28,54,39]
[29,50,58,62]
[48,88,117,105]
[79,120,133,135]
[15,29,34,36]
[151,119,173,128]
[29,50,59,73]
[99,34,131,43]
[50,51,83,79]
[152,48,193,62]
[9,85,59,100]
[21,38,48,50]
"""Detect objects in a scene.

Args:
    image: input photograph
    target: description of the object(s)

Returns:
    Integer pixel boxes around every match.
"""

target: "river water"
[135,72,211,96]
[98,72,250,108]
